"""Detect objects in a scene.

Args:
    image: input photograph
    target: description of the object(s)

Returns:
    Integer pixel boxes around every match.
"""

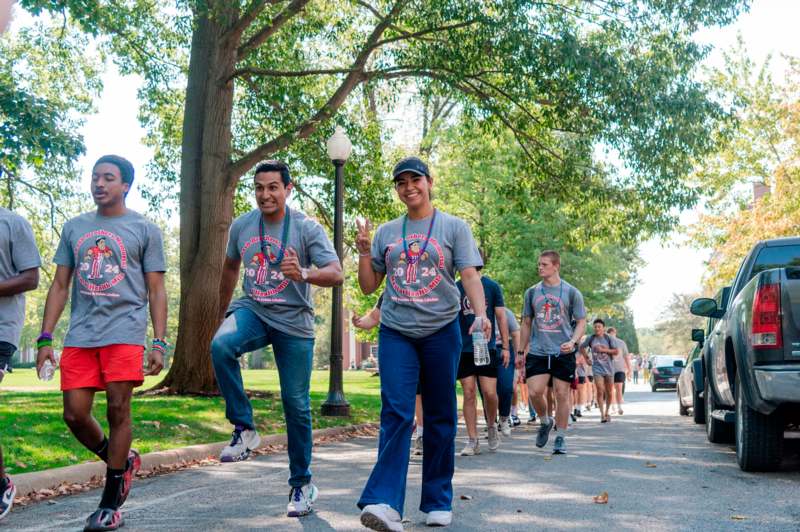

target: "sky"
[10,1,800,329]
[628,0,800,328]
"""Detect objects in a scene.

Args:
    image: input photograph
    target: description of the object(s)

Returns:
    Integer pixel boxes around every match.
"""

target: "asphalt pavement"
[5,382,800,531]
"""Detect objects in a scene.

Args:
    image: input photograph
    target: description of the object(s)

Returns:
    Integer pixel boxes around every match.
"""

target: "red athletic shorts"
[60,344,145,391]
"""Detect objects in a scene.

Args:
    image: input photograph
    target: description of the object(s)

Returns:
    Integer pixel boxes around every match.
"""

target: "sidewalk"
[6,385,800,531]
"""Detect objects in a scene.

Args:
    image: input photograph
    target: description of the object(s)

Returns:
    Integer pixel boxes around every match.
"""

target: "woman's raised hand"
[355,217,373,255]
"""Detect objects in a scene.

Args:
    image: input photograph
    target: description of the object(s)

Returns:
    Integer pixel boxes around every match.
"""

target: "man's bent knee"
[63,408,91,428]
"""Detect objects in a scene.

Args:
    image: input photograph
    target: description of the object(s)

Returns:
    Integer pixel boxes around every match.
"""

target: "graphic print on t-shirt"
[386,234,444,302]
[75,230,127,296]
[462,294,473,316]
[535,292,563,333]
[242,235,288,302]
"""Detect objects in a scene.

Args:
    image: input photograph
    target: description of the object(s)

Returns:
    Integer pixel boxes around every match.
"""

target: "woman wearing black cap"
[355,156,489,530]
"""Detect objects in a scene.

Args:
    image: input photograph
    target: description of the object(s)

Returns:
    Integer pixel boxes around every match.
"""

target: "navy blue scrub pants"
[358,319,461,517]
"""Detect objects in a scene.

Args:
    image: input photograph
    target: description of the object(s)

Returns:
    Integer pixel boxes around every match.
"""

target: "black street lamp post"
[321,126,351,417]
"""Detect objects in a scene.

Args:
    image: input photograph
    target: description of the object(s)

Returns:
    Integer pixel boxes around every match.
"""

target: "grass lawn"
[0,369,383,475]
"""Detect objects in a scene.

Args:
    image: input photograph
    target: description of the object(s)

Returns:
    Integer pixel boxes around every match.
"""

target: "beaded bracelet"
[151,338,168,353]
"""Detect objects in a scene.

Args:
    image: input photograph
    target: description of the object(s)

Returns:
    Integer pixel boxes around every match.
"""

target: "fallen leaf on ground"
[460,495,473,500]
[731,515,747,521]
[543,456,552,461]
[645,462,657,468]
[593,492,609,504]
[141,420,161,429]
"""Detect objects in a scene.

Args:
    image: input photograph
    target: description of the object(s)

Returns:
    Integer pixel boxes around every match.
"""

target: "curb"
[13,422,379,497]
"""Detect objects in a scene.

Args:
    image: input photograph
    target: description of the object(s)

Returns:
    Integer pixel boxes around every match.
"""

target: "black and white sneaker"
[219,426,260,462]
[287,483,318,517]
[0,477,15,521]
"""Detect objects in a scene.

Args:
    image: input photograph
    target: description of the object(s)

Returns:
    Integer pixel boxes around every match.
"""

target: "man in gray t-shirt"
[0,208,40,512]
[0,207,41,378]
[579,319,620,422]
[37,155,167,530]
[519,250,587,455]
[211,161,343,517]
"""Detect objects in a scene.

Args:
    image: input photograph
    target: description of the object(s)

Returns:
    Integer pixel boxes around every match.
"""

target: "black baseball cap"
[392,156,430,180]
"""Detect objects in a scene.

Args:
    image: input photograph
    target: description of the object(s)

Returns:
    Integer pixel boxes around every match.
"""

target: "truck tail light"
[751,283,782,349]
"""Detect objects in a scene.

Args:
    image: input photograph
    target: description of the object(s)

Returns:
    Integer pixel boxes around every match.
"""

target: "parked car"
[649,355,684,391]
[679,286,732,425]
[677,343,703,420]
[690,236,800,471]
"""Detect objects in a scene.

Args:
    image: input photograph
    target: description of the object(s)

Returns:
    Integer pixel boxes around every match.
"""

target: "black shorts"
[525,353,576,383]
[457,349,499,380]
[0,341,15,372]
[578,376,586,384]
[614,371,626,383]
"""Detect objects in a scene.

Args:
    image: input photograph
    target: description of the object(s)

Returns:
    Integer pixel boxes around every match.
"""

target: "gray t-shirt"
[612,337,629,373]
[54,210,166,348]
[0,208,42,348]
[371,210,482,339]
[495,308,520,349]
[580,334,619,377]
[226,208,338,338]
[522,280,586,357]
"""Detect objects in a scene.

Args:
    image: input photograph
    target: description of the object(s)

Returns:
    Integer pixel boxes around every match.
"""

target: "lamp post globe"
[326,126,352,163]
[321,126,351,417]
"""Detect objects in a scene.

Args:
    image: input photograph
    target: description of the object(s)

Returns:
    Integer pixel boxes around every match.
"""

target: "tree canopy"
[15,0,751,391]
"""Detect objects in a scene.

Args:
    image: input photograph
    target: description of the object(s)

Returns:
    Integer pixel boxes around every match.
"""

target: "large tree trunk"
[159,4,239,393]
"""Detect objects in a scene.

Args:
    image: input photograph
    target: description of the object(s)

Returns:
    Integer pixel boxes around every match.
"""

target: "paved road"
[6,383,800,531]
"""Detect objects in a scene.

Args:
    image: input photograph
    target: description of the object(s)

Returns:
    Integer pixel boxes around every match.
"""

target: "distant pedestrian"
[607,327,630,415]
[456,269,508,456]
[632,355,641,384]
[519,250,587,455]
[580,319,620,423]
[497,308,520,433]
[355,156,488,530]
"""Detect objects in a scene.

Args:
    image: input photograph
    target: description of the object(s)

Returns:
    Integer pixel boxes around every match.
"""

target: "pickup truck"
[690,237,800,471]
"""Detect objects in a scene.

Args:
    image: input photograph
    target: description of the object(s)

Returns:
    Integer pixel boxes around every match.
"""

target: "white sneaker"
[487,425,500,451]
[426,510,453,526]
[499,417,512,437]
[361,503,404,531]
[219,426,261,462]
[287,483,318,517]
[460,439,480,456]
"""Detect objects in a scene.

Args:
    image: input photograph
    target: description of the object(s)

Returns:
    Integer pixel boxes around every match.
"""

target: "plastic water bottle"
[472,317,491,366]
[38,359,56,381]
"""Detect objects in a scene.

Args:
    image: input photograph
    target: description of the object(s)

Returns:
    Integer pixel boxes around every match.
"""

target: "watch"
[300,267,309,281]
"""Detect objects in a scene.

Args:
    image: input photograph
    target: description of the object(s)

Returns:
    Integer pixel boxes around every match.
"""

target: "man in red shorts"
[37,155,167,532]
